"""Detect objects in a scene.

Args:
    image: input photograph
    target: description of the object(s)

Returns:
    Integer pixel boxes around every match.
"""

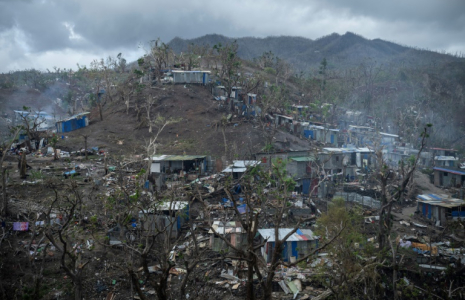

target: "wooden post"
[83,135,88,160]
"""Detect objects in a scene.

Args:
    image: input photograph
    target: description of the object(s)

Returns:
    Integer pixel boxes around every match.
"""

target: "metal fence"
[334,191,381,209]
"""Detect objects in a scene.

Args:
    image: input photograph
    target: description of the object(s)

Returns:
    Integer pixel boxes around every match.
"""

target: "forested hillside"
[169,32,465,151]
[169,32,464,72]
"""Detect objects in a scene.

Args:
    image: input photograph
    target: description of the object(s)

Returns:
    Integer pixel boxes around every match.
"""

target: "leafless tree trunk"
[45,181,89,300]
[20,151,27,179]
[377,126,430,249]
[1,127,21,216]
[82,135,88,160]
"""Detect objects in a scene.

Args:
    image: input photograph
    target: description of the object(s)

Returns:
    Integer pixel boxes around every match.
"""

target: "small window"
[444,172,448,177]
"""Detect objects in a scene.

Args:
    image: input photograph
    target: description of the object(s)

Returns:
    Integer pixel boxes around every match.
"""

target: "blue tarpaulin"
[237,204,248,214]
[63,170,76,177]
[304,130,314,139]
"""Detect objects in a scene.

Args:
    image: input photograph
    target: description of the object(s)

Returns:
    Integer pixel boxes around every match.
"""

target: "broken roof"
[140,201,189,213]
[417,194,465,208]
[257,228,317,242]
[222,160,260,173]
[57,112,90,122]
[208,220,243,234]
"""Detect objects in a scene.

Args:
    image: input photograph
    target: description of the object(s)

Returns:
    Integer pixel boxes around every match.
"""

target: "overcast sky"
[1,0,464,72]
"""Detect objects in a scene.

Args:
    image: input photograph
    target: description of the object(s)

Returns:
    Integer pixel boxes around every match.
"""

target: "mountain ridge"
[168,32,464,72]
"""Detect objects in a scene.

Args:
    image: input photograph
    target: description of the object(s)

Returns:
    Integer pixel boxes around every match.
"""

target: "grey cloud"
[0,0,464,72]
[323,0,465,31]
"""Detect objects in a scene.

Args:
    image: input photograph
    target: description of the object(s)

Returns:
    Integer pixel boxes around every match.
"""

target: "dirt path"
[391,170,449,224]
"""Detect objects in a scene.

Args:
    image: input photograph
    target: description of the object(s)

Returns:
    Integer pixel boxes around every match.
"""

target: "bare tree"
[45,180,89,300]
[1,126,21,216]
[212,41,241,107]
[205,159,342,300]
[376,125,431,250]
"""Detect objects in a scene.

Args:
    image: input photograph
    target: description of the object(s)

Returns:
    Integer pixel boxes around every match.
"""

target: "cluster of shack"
[2,68,465,298]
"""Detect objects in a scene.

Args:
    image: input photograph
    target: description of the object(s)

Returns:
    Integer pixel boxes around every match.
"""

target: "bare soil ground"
[58,84,311,160]
[390,170,451,238]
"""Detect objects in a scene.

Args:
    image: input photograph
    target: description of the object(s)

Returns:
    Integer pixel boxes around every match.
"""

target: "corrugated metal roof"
[151,155,206,161]
[139,201,188,213]
[417,194,465,208]
[322,147,343,153]
[57,112,90,122]
[171,70,211,74]
[348,125,373,130]
[434,156,458,161]
[380,132,399,138]
[257,228,317,242]
[275,114,293,120]
[429,147,457,151]
[433,167,465,175]
[209,221,243,234]
[290,156,315,162]
[356,147,374,153]
[222,167,247,173]
[222,160,260,172]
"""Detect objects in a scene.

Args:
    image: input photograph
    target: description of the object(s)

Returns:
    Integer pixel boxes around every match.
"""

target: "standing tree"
[45,180,89,300]
[49,134,59,160]
[212,41,241,109]
[147,38,173,83]
[206,158,343,300]
[1,126,21,216]
[313,197,380,299]
[377,125,431,250]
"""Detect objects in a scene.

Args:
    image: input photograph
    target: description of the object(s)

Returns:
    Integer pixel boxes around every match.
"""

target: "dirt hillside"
[57,84,310,160]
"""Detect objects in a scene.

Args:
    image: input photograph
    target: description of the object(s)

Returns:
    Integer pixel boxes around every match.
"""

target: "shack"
[416,194,465,225]
[139,201,189,238]
[148,154,208,188]
[433,167,465,188]
[14,110,55,130]
[209,220,246,252]
[434,156,458,168]
[222,160,260,179]
[56,112,90,133]
[258,228,318,263]
[172,70,210,85]
[379,132,399,146]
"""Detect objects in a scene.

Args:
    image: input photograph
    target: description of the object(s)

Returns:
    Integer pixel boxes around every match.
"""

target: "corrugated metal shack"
[172,70,210,85]
[258,228,318,263]
[56,112,90,133]
[433,167,465,187]
[139,201,189,238]
[417,194,465,225]
[209,221,246,252]
[222,160,260,179]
